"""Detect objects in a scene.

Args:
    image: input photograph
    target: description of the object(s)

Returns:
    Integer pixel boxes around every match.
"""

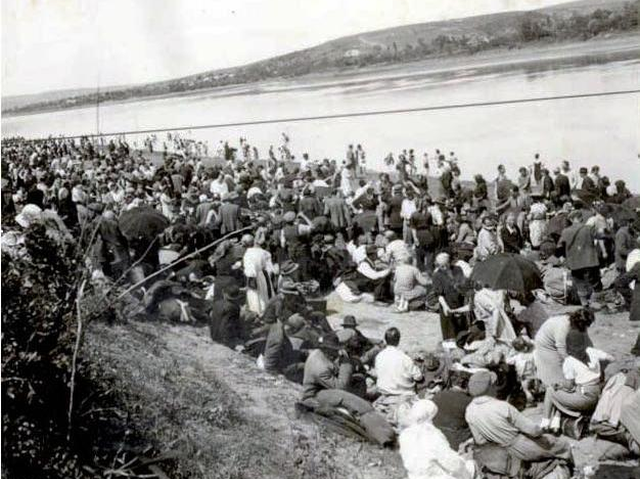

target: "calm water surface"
[3,58,639,189]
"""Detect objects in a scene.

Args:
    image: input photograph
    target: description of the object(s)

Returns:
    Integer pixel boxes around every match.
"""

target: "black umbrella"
[623,196,640,210]
[118,207,169,242]
[471,253,542,293]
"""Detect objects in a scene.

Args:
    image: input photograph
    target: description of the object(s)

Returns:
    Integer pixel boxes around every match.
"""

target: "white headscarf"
[398,400,474,479]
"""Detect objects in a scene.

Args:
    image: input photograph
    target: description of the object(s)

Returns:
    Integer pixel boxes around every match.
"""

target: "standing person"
[346,144,356,171]
[242,234,275,316]
[615,219,636,273]
[218,193,242,234]
[553,167,571,202]
[528,195,548,250]
[534,308,595,388]
[561,160,578,191]
[410,199,435,272]
[432,253,470,342]
[541,169,554,200]
[356,144,366,177]
[323,189,352,233]
[401,191,417,245]
[558,211,601,306]
[494,164,510,204]
[387,185,405,236]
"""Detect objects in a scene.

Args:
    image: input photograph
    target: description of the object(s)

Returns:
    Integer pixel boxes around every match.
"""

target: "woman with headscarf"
[242,234,276,315]
[398,399,474,479]
[472,287,517,342]
[541,329,613,433]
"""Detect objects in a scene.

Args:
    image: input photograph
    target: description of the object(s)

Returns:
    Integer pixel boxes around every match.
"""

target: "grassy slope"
[86,321,404,479]
[85,293,640,478]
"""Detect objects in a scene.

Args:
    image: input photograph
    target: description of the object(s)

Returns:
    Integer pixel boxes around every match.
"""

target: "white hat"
[15,204,43,228]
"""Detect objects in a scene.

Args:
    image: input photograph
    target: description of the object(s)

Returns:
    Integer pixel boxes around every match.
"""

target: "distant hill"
[3,0,637,115]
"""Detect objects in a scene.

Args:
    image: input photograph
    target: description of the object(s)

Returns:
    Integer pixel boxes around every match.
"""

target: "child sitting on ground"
[506,336,538,406]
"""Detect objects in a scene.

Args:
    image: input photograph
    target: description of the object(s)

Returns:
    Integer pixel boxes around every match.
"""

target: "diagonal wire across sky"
[6,88,640,142]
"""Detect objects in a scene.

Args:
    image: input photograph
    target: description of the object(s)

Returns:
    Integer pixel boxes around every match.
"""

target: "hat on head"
[323,234,335,243]
[318,333,342,351]
[468,370,497,397]
[283,211,296,223]
[280,260,299,276]
[342,315,357,328]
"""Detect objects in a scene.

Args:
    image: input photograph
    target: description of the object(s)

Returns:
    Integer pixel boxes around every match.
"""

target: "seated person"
[431,372,473,451]
[263,315,306,383]
[398,399,474,479]
[301,333,395,447]
[465,371,573,466]
[372,328,424,423]
[506,336,539,407]
[209,284,245,348]
[335,315,376,358]
[590,369,640,455]
[541,329,613,436]
[352,245,392,302]
[393,257,429,313]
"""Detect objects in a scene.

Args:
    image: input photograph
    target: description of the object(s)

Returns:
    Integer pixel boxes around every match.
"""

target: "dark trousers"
[571,266,601,305]
[439,311,469,341]
[353,273,391,302]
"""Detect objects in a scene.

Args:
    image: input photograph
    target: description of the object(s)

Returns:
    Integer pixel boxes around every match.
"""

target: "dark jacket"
[302,349,353,400]
[500,225,523,254]
[263,320,296,373]
[209,298,242,347]
[554,173,570,199]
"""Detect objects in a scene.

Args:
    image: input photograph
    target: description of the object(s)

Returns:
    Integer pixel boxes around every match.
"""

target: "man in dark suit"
[553,167,570,201]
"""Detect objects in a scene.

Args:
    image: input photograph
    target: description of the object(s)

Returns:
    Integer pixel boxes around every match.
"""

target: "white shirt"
[401,199,417,220]
[210,180,229,198]
[375,346,423,396]
[357,261,390,280]
[346,241,367,264]
[563,347,613,385]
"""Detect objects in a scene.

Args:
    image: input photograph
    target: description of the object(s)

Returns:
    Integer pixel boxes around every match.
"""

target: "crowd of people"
[2,132,639,479]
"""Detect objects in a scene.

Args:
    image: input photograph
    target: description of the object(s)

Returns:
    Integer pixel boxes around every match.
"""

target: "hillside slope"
[86,321,404,479]
[3,0,637,115]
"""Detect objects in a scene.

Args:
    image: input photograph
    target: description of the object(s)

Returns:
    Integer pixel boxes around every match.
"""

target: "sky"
[2,0,578,97]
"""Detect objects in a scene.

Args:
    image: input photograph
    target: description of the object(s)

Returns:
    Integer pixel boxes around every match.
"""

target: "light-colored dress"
[243,246,275,315]
[473,288,517,342]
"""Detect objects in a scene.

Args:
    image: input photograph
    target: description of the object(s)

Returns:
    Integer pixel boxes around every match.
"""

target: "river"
[3,47,640,189]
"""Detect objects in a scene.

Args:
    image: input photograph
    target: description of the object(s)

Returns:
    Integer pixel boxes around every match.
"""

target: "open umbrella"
[118,207,169,242]
[471,253,542,294]
[623,196,640,210]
